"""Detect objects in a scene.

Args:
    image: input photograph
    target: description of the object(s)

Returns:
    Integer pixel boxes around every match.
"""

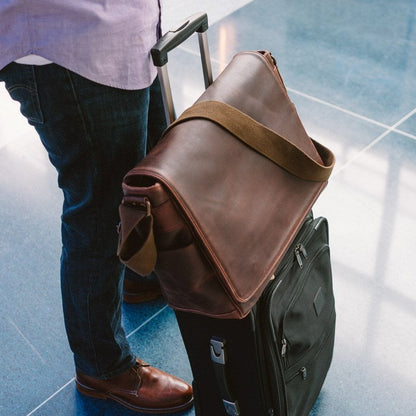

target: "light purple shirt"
[0,0,162,90]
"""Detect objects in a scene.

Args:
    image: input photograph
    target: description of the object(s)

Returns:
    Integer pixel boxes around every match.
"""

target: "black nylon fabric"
[175,214,335,416]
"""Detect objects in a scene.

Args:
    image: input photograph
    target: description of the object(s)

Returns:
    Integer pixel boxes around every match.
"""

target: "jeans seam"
[63,69,95,150]
[4,64,45,124]
[63,68,99,253]
[64,68,103,376]
[30,65,45,124]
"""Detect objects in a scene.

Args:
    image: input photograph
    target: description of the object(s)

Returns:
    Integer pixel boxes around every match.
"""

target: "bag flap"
[124,51,332,313]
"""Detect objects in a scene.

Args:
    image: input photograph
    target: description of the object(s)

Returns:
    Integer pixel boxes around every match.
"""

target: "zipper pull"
[300,244,308,258]
[281,338,287,357]
[294,244,308,268]
[300,367,307,380]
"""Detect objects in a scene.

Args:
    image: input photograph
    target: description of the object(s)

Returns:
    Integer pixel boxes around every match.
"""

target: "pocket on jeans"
[5,64,44,125]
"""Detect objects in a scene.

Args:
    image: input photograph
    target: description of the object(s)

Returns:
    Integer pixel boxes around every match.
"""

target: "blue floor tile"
[397,112,416,136]
[206,0,416,126]
[312,132,416,415]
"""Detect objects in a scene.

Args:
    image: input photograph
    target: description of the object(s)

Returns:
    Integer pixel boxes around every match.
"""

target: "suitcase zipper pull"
[281,338,289,368]
[300,366,308,380]
[281,338,287,357]
[294,244,308,268]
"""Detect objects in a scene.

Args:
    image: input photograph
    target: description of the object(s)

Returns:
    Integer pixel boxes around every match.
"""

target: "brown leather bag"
[117,51,335,319]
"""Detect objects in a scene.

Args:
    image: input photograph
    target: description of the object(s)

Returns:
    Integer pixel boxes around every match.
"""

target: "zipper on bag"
[285,313,335,383]
[257,215,328,415]
[294,243,308,268]
[262,216,327,345]
[285,245,329,317]
[300,367,307,380]
[271,214,315,278]
[280,244,331,368]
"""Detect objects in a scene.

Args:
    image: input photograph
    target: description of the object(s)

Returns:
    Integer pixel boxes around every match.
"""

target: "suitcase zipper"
[272,216,324,280]
[294,243,308,268]
[281,338,289,369]
[266,216,326,364]
[286,366,308,384]
[285,245,329,319]
[280,244,331,367]
[257,216,325,416]
[272,215,316,277]
[258,217,331,415]
[285,312,335,383]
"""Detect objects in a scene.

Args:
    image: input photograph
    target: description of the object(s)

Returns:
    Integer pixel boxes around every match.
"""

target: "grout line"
[333,107,416,176]
[404,131,416,141]
[25,304,169,416]
[179,45,416,141]
[8,318,46,365]
[26,378,75,416]
[287,88,416,141]
[126,304,169,339]
[287,87,392,129]
[374,127,414,141]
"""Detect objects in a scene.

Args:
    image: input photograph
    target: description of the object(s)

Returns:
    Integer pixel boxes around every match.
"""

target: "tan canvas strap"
[165,100,335,182]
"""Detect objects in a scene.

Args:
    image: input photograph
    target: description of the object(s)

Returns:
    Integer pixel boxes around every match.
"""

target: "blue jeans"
[0,63,166,378]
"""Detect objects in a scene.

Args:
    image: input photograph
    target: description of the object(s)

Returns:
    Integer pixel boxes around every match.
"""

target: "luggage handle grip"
[151,12,213,124]
[210,337,241,416]
[151,12,209,67]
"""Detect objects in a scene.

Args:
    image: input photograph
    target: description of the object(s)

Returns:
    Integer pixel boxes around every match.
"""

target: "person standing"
[0,1,193,413]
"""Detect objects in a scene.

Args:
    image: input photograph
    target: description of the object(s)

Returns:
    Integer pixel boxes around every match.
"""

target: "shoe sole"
[75,379,194,414]
[123,290,162,304]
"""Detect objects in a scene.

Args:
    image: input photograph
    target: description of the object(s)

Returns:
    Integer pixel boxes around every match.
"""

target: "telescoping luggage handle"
[151,12,214,124]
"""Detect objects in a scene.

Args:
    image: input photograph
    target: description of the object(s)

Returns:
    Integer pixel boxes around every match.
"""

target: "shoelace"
[132,361,150,376]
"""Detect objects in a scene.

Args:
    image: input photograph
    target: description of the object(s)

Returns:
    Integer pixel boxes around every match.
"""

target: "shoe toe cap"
[138,362,193,409]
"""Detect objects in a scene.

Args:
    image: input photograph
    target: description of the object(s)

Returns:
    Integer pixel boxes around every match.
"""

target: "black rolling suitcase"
[121,12,336,416]
[176,212,335,416]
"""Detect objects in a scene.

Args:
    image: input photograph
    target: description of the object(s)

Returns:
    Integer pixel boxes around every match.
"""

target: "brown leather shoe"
[123,271,162,304]
[75,358,193,414]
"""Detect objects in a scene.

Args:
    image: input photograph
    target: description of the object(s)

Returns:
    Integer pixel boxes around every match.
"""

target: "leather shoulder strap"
[164,100,335,182]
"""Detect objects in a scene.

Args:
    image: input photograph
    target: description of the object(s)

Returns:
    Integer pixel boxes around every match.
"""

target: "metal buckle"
[122,197,151,216]
[144,198,151,216]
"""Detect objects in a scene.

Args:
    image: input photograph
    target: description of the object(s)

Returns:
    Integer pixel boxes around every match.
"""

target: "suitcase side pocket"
[281,245,334,369]
[284,319,335,416]
[262,217,335,416]
[281,243,335,416]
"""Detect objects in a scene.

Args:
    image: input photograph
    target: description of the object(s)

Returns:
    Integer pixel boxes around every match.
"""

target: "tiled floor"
[1,1,415,415]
